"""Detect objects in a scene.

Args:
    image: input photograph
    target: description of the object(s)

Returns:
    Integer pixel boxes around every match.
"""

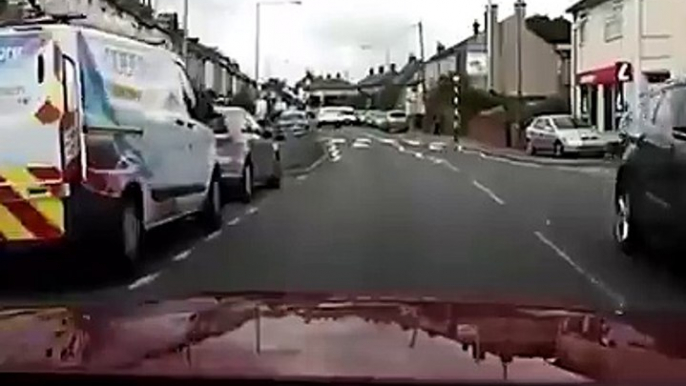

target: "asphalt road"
[2,126,686,312]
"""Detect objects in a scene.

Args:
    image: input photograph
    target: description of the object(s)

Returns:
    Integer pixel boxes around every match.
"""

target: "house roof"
[306,77,355,91]
[357,71,396,88]
[426,32,485,64]
[566,0,610,13]
[525,15,571,45]
[392,61,422,86]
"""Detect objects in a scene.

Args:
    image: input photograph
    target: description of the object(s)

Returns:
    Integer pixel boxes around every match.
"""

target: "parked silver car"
[275,110,311,138]
[214,106,282,202]
[525,115,607,157]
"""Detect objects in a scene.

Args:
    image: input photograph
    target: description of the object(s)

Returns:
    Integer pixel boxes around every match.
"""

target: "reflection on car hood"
[1,292,686,382]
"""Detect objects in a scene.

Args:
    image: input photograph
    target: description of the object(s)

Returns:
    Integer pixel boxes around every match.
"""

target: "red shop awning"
[577,62,633,86]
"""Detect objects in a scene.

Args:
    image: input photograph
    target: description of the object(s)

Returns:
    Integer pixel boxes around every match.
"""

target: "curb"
[461,144,620,168]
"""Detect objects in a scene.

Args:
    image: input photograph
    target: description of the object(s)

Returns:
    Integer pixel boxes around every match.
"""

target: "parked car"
[214,106,282,202]
[382,110,409,133]
[317,106,356,128]
[613,82,686,254]
[0,22,222,267]
[368,110,388,128]
[525,115,606,157]
[275,110,310,138]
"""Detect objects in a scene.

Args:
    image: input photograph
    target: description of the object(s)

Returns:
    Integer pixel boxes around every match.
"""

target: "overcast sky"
[156,0,577,83]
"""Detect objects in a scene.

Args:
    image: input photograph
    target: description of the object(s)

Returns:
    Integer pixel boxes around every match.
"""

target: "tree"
[231,88,256,114]
[375,83,403,110]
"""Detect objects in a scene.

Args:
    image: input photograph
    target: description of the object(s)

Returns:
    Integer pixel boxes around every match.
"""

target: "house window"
[577,14,588,46]
[604,0,623,41]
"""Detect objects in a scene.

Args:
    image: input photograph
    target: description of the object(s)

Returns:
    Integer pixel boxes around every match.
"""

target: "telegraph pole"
[181,0,189,65]
[418,21,426,98]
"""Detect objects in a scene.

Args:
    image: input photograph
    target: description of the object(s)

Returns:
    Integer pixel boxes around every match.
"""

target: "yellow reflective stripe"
[0,168,42,200]
[32,197,64,232]
[0,204,34,240]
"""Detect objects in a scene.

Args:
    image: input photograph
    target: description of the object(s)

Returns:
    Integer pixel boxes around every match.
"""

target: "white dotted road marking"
[396,145,407,153]
[443,161,461,173]
[352,142,371,149]
[429,142,448,152]
[128,272,161,290]
[534,231,626,309]
[246,207,259,216]
[296,175,308,182]
[226,217,241,226]
[173,249,192,262]
[330,138,347,145]
[414,152,425,159]
[472,180,505,205]
[205,230,222,242]
[403,139,422,147]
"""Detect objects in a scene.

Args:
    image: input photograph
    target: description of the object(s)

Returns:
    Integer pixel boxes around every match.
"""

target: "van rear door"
[0,32,68,242]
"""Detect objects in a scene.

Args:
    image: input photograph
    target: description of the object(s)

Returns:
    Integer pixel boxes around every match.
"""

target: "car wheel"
[108,196,142,273]
[240,163,254,203]
[201,174,222,232]
[554,142,565,158]
[614,189,643,254]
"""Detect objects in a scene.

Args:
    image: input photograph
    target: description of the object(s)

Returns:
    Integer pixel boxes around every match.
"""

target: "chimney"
[408,54,417,63]
[335,72,341,79]
[390,63,397,73]
[378,65,385,74]
[326,73,332,80]
[436,42,445,54]
[369,67,374,76]
[473,20,480,36]
[514,0,527,19]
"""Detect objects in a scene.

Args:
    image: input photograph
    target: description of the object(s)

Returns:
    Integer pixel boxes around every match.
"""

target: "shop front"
[576,62,632,133]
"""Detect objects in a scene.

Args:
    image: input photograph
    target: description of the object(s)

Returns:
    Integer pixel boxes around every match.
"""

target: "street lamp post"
[255,0,302,83]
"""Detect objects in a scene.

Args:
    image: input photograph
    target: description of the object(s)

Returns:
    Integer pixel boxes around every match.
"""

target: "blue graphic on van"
[0,35,44,66]
[77,32,117,128]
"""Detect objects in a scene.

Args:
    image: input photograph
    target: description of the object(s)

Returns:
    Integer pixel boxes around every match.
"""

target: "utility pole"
[418,20,427,129]
[633,0,643,123]
[514,0,525,133]
[181,0,189,65]
[255,2,261,82]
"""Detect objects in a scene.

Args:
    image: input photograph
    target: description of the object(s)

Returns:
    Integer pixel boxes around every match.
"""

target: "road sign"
[615,62,633,83]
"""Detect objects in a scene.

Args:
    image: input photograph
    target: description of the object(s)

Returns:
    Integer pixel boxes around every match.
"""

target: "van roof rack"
[0,13,87,28]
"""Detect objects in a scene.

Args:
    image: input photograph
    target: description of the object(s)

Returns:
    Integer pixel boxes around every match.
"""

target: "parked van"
[0,20,222,267]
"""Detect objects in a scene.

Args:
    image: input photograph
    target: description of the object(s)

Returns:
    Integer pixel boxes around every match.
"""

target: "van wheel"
[109,197,142,272]
[201,175,223,232]
[240,164,254,203]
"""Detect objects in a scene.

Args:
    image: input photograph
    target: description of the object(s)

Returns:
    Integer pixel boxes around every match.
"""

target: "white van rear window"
[0,34,47,114]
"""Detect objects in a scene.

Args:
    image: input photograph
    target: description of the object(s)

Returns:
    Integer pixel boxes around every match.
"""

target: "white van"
[0,21,222,267]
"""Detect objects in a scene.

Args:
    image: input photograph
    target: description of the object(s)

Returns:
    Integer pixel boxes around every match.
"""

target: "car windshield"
[552,116,589,130]
[3,1,685,384]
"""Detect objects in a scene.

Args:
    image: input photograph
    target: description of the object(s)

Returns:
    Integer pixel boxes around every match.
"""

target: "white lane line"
[330,138,347,145]
[296,175,308,182]
[246,207,259,216]
[173,249,192,262]
[128,272,161,290]
[472,180,505,205]
[397,145,407,153]
[403,139,422,147]
[534,231,626,308]
[443,161,461,173]
[479,152,542,169]
[352,143,371,149]
[414,152,425,159]
[205,230,222,242]
[226,217,241,226]
[355,138,372,144]
[429,142,447,152]
[331,156,342,162]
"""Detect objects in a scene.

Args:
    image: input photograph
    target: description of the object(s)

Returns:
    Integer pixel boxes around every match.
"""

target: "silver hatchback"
[525,115,607,157]
[213,106,282,202]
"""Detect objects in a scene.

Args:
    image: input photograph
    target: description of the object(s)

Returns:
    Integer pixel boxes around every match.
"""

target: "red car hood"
[0,292,685,383]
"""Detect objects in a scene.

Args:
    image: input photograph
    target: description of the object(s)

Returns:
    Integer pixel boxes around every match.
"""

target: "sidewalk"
[399,131,620,168]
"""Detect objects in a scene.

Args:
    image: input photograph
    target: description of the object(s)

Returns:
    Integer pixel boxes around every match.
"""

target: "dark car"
[613,82,686,253]
[213,106,282,202]
[275,110,311,138]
